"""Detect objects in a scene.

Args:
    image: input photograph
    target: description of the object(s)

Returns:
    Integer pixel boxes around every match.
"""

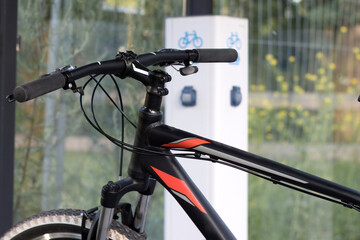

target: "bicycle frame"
[8,47,359,239]
[103,90,360,240]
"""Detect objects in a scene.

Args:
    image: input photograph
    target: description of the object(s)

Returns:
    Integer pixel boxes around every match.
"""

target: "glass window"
[215,0,360,239]
[14,1,182,239]
[14,1,360,239]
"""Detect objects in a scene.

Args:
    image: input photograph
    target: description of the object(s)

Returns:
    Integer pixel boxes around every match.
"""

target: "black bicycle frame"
[123,91,360,240]
[8,47,360,239]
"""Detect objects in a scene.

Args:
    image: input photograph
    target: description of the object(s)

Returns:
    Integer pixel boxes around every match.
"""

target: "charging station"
[164,16,249,239]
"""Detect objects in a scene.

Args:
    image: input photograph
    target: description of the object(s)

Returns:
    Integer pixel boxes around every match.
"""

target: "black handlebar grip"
[12,72,67,102]
[195,48,238,63]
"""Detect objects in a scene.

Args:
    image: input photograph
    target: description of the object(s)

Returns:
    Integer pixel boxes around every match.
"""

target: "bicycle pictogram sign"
[178,31,203,49]
[226,32,241,50]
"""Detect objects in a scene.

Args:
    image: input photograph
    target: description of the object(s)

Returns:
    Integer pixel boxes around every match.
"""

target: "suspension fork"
[91,177,156,240]
[133,194,152,232]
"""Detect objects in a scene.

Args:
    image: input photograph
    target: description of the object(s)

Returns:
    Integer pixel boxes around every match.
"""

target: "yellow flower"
[320,76,327,83]
[276,75,284,82]
[318,68,325,75]
[276,110,287,119]
[316,84,325,91]
[295,104,303,111]
[351,78,357,85]
[340,124,346,132]
[347,86,355,93]
[281,82,288,92]
[294,85,304,94]
[289,111,296,118]
[249,107,256,113]
[356,54,360,61]
[265,54,274,61]
[266,133,273,140]
[296,119,304,126]
[316,52,323,59]
[353,47,359,54]
[345,114,353,123]
[258,84,266,91]
[324,97,332,104]
[305,73,317,81]
[262,99,270,107]
[288,56,296,63]
[311,75,318,81]
[250,84,257,91]
[259,110,266,117]
[270,59,278,66]
[328,82,335,89]
[303,111,310,117]
[329,63,336,70]
[340,26,348,33]
[277,122,284,131]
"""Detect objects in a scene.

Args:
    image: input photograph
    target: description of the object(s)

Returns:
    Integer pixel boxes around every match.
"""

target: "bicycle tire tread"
[1,209,146,240]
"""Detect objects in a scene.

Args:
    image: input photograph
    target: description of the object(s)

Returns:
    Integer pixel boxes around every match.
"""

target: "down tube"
[143,153,236,239]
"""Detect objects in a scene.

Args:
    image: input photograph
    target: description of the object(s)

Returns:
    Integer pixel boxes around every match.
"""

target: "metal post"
[186,0,213,16]
[165,16,249,239]
[0,0,17,235]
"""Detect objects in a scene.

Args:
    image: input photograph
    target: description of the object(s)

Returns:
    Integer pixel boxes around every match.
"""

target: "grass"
[248,158,360,240]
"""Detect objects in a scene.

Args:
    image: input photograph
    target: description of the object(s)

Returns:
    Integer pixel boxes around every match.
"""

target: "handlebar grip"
[12,72,67,102]
[195,48,238,63]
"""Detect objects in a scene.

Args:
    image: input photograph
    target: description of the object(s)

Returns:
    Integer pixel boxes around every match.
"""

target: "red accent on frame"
[161,138,210,149]
[151,166,206,214]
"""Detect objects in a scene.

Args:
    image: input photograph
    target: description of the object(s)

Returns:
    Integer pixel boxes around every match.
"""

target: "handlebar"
[7,48,238,103]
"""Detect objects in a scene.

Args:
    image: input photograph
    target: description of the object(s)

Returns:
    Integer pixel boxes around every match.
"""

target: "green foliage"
[217,0,360,239]
[249,158,360,240]
[15,0,183,239]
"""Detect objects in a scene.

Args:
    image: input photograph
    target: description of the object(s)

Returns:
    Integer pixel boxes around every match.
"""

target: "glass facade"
[14,1,182,239]
[215,1,360,239]
[13,1,360,239]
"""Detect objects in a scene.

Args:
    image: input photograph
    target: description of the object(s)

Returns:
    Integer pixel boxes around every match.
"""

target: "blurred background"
[2,0,360,239]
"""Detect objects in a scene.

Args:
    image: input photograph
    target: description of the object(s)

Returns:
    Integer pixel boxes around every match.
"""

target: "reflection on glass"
[14,0,360,239]
[15,1,182,239]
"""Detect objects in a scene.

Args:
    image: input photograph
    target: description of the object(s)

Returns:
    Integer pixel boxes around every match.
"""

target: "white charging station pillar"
[164,16,248,239]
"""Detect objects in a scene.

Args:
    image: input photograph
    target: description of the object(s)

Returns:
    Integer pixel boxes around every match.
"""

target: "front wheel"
[1,209,146,240]
[193,37,203,48]
[178,37,188,49]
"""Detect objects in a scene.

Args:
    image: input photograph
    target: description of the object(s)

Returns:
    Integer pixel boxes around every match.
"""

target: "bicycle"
[226,32,241,50]
[178,31,203,49]
[2,48,360,240]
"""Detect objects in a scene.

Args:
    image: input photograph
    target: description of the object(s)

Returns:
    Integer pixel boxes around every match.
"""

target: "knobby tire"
[1,209,146,240]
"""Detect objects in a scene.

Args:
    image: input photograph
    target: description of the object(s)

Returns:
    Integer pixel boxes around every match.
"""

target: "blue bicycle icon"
[226,32,241,49]
[178,31,203,49]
